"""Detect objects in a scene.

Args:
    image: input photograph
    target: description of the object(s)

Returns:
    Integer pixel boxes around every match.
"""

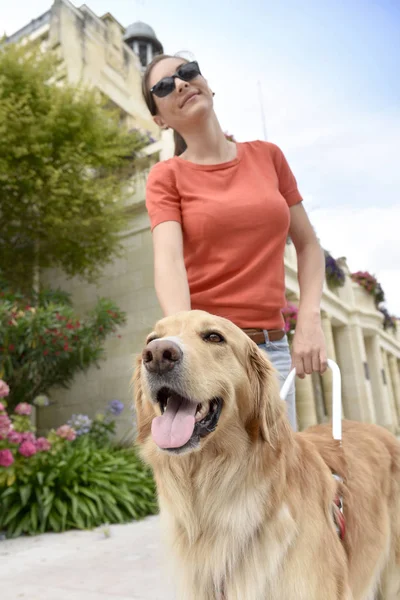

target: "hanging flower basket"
[324,251,346,290]
[378,307,398,332]
[351,271,385,305]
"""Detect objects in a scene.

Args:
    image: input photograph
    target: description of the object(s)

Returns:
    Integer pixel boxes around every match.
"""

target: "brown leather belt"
[241,328,285,345]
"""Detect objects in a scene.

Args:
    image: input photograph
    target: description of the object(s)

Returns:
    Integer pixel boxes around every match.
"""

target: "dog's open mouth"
[151,387,222,452]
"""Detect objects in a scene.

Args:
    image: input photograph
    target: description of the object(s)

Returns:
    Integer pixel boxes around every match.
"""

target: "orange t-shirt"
[145,141,302,329]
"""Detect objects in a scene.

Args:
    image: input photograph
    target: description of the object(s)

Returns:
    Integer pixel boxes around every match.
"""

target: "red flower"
[63,343,69,351]
[43,349,49,356]
[8,344,15,352]
[66,323,74,330]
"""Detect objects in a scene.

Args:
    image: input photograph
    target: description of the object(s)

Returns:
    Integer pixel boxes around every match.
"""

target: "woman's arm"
[152,221,191,316]
[288,203,327,377]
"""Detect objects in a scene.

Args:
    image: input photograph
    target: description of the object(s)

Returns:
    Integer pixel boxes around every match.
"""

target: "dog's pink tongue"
[152,396,197,449]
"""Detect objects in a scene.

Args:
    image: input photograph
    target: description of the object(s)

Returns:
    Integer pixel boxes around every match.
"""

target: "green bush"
[0,434,157,538]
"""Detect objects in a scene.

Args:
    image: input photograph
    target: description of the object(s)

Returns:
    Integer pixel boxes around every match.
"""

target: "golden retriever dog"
[134,310,400,600]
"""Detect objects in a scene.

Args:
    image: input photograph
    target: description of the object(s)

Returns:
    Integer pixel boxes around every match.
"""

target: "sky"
[2,0,400,313]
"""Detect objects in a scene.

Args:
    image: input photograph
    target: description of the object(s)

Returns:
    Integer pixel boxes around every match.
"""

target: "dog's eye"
[203,332,225,344]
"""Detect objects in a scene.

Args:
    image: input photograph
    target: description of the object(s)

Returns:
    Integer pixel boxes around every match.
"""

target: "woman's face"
[148,57,214,131]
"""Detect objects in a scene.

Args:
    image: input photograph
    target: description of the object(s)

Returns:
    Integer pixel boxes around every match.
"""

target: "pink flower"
[35,437,51,452]
[0,402,6,412]
[0,380,10,399]
[20,432,36,444]
[7,430,23,444]
[14,402,32,416]
[0,414,11,439]
[0,449,14,468]
[19,441,37,457]
[56,424,76,441]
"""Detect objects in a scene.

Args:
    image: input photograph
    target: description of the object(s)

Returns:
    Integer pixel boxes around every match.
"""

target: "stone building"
[6,0,400,439]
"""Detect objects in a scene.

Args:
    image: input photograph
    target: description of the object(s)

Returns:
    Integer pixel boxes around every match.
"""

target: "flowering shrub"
[351,271,385,305]
[0,382,157,537]
[282,302,298,342]
[324,251,346,289]
[0,381,55,483]
[0,282,126,411]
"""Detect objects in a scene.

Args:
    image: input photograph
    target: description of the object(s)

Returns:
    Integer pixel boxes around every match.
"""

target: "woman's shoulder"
[240,139,282,156]
[146,158,178,189]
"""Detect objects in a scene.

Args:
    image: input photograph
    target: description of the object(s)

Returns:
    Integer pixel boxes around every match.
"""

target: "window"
[139,42,148,67]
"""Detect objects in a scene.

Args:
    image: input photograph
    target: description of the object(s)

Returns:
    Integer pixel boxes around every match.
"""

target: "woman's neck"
[178,113,237,165]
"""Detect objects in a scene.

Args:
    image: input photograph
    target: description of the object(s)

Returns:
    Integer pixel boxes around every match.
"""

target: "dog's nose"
[142,339,182,374]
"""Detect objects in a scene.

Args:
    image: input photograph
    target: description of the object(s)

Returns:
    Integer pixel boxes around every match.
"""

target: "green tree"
[0,40,149,291]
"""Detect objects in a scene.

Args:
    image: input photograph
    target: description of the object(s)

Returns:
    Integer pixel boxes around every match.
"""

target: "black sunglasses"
[150,61,202,98]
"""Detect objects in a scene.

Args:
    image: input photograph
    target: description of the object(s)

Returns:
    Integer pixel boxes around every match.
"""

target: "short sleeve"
[145,161,182,231]
[272,144,303,207]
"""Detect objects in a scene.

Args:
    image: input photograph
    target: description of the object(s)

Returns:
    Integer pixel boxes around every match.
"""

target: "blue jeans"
[258,332,297,431]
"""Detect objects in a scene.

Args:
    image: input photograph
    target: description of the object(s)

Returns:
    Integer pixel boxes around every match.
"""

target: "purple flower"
[20,432,36,444]
[107,400,124,416]
[14,402,32,416]
[0,380,10,399]
[7,430,23,444]
[19,441,37,457]
[0,449,14,468]
[36,437,51,452]
[0,414,11,439]
[67,414,92,436]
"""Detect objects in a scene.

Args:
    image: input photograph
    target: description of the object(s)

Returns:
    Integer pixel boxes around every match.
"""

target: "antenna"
[257,80,267,141]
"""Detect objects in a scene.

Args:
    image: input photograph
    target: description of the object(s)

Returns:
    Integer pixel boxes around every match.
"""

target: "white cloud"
[310,205,400,315]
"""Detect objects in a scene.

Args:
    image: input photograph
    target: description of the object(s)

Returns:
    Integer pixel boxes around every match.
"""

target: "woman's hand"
[291,312,327,378]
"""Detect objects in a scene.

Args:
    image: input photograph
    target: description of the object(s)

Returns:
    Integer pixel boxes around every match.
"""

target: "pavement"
[0,516,176,600]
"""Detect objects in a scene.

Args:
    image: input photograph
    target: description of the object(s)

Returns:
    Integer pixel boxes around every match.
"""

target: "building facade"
[6,1,400,439]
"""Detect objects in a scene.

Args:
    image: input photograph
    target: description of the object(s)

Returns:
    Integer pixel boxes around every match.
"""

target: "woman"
[142,54,327,431]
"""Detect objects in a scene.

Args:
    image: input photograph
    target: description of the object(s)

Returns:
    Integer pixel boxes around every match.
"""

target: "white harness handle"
[279,359,342,441]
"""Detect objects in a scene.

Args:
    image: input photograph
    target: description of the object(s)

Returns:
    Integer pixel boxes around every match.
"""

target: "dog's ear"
[246,341,285,446]
[132,355,154,444]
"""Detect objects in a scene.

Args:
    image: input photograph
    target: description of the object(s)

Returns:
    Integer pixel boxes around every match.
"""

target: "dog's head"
[134,310,286,456]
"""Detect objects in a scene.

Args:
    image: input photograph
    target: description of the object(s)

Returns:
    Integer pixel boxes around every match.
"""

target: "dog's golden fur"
[134,310,400,600]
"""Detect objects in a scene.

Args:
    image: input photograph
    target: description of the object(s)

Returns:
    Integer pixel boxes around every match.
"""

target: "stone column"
[320,312,337,419]
[296,375,318,430]
[364,335,393,430]
[388,354,400,426]
[382,350,399,432]
[333,324,376,423]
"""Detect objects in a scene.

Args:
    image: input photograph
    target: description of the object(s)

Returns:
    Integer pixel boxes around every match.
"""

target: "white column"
[333,324,375,423]
[364,335,393,430]
[382,350,399,432]
[146,43,153,66]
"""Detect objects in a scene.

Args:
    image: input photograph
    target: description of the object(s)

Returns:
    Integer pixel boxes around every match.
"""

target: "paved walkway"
[0,516,175,600]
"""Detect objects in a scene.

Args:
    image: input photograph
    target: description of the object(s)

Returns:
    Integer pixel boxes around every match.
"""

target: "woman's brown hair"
[141,54,188,156]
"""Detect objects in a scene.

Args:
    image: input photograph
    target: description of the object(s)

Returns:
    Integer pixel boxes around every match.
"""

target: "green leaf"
[19,484,32,507]
[48,512,61,533]
[30,503,38,532]
[2,503,23,526]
